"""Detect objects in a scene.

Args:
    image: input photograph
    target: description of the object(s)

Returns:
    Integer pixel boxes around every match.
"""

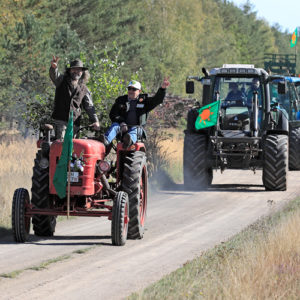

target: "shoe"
[122,133,133,148]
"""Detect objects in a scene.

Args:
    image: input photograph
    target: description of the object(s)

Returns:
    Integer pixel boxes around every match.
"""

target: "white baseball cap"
[127,80,141,90]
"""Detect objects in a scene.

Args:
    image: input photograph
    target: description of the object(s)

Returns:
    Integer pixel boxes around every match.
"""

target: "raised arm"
[145,77,170,112]
[49,55,64,87]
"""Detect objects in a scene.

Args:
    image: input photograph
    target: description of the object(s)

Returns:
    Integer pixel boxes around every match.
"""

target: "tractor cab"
[269,76,300,121]
[213,76,263,134]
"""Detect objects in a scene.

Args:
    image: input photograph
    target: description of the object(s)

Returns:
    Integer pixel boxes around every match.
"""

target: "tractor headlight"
[98,160,111,173]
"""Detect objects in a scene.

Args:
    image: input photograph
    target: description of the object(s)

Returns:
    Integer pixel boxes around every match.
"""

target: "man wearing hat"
[49,56,100,140]
[102,77,170,147]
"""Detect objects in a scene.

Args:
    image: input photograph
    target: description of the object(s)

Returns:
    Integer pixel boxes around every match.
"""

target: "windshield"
[213,76,263,107]
[212,76,264,130]
[270,81,299,120]
[270,82,289,110]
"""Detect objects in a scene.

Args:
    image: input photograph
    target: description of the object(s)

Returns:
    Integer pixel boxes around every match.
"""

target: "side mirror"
[186,81,194,94]
[278,81,287,94]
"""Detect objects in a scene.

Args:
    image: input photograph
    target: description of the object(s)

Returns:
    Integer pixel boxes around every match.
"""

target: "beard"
[70,73,81,81]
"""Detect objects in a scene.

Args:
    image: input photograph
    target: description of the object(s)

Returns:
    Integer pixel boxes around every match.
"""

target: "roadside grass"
[152,128,183,185]
[0,134,36,229]
[129,196,300,299]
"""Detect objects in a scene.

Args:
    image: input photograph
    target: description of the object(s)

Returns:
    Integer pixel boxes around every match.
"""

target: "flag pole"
[67,112,73,219]
[67,161,71,219]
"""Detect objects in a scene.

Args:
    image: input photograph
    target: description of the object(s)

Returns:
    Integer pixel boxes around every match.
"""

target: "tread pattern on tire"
[121,151,147,239]
[263,134,288,191]
[12,188,30,243]
[111,191,129,246]
[184,133,212,190]
[31,150,56,236]
[289,127,300,170]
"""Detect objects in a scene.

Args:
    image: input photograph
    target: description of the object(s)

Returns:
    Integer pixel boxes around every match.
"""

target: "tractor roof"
[209,64,268,77]
[284,76,300,83]
[270,75,300,84]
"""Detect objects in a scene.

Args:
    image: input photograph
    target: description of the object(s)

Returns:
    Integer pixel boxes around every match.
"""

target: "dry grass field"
[158,128,184,183]
[0,133,36,228]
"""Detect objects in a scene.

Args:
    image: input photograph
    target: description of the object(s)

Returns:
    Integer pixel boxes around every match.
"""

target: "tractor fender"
[268,109,289,135]
[266,129,289,136]
[276,109,289,132]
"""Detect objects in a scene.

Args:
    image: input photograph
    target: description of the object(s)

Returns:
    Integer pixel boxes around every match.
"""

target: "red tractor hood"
[49,139,106,196]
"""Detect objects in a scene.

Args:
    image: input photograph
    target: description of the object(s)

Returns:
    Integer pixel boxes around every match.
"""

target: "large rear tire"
[12,188,31,243]
[263,134,288,191]
[122,151,147,239]
[111,191,129,246]
[183,133,212,190]
[289,127,300,170]
[31,150,56,236]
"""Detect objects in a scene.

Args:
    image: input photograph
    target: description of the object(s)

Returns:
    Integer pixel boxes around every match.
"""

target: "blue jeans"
[105,122,138,144]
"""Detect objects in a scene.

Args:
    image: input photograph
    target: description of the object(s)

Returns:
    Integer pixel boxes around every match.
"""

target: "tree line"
[0,0,296,132]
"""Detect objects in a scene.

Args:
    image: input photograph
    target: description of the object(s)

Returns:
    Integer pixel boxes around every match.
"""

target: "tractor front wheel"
[111,191,129,246]
[122,151,147,239]
[183,133,212,190]
[12,188,31,243]
[263,134,288,191]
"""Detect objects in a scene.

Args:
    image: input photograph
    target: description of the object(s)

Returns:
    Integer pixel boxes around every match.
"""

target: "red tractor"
[11,125,148,246]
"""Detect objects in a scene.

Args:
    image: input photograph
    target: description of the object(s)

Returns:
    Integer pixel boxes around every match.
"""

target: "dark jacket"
[109,88,166,126]
[49,67,98,125]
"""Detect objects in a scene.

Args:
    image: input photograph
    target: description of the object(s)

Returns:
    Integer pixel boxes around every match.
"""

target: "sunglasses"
[128,87,139,91]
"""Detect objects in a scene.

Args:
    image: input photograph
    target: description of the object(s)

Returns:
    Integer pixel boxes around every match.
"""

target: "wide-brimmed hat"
[127,80,141,90]
[67,59,88,70]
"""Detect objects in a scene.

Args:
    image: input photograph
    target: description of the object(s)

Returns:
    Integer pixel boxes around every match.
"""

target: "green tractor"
[264,53,300,170]
[269,76,300,170]
[184,64,289,191]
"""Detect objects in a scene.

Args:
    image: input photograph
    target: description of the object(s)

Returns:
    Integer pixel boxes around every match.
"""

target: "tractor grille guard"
[210,136,263,171]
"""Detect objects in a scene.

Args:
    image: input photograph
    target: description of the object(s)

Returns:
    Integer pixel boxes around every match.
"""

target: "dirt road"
[0,170,299,299]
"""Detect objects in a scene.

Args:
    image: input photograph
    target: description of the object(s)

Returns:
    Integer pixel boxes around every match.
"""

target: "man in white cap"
[101,77,170,147]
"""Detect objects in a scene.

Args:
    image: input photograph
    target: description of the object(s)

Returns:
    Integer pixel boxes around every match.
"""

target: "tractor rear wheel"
[31,150,56,236]
[111,191,129,246]
[289,127,300,170]
[122,151,147,239]
[263,134,288,191]
[183,133,212,190]
[12,188,31,243]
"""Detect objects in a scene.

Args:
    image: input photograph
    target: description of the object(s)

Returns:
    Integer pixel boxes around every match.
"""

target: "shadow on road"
[28,235,113,246]
[158,183,265,193]
[150,169,265,193]
[0,227,12,238]
[208,184,265,192]
[0,234,113,246]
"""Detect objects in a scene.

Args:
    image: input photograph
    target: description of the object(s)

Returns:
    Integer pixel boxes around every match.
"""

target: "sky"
[230,0,299,34]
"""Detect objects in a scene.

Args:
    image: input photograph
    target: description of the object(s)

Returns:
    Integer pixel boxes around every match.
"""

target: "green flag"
[195,100,220,130]
[291,28,298,48]
[53,111,73,199]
